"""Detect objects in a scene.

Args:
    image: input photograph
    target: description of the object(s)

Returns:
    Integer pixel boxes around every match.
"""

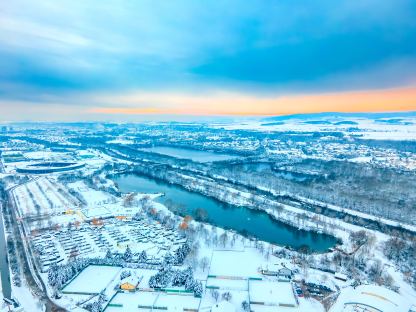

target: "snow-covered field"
[12,177,79,219]
[62,265,121,294]
[106,291,158,311]
[209,249,264,278]
[249,280,297,307]
[215,117,416,141]
[156,293,201,310]
[2,139,416,312]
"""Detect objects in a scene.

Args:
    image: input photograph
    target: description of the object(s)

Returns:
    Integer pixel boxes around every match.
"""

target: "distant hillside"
[262,111,416,121]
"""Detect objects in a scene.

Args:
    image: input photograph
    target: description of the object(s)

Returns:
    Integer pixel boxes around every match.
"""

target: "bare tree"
[200,256,210,272]
[210,289,219,302]
[222,291,232,302]
[219,232,228,248]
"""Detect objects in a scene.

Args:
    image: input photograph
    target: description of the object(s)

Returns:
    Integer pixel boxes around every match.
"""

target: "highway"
[0,157,12,300]
[0,203,11,299]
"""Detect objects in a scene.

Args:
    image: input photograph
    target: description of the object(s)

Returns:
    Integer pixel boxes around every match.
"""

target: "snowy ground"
[249,280,297,307]
[62,265,121,294]
[214,117,416,142]
[105,291,158,311]
[12,283,45,312]
[209,249,264,278]
[3,147,416,311]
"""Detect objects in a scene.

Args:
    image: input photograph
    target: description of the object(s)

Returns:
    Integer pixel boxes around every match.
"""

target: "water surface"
[115,174,337,252]
[139,146,237,162]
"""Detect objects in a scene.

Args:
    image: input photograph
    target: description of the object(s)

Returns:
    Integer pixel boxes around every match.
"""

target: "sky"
[1,0,416,121]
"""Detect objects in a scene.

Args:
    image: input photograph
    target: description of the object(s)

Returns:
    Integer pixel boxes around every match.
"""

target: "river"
[115,174,337,252]
[139,146,238,162]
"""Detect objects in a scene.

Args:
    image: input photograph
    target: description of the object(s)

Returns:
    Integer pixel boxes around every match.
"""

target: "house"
[120,275,140,291]
[261,266,292,281]
[278,268,292,280]
[330,284,413,312]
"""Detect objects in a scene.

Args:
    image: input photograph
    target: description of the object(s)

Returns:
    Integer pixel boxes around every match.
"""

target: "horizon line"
[1,109,416,124]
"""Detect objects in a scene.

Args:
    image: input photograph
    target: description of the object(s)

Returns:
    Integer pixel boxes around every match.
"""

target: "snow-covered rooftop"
[330,284,414,312]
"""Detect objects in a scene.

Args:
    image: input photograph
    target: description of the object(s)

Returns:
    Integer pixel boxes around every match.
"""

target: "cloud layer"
[1,0,416,120]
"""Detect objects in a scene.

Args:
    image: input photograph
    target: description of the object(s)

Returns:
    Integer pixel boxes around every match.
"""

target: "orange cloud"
[89,86,416,116]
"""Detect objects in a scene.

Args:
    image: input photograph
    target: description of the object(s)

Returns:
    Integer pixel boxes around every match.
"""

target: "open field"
[62,265,121,294]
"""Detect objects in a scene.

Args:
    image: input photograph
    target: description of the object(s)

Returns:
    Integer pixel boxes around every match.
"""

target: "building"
[16,162,85,174]
[330,284,414,312]
[261,264,292,280]
[278,268,292,280]
[120,276,140,291]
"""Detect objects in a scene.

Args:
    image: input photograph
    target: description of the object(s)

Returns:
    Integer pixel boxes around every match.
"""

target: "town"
[2,0,416,310]
[0,117,416,311]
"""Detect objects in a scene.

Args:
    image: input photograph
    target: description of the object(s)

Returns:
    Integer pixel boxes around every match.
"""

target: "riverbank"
[105,145,416,240]
[110,155,414,244]
[103,147,348,244]
[114,172,339,252]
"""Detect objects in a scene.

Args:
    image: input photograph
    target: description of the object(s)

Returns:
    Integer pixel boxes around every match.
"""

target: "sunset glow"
[0,1,415,120]
[90,87,416,116]
[2,2,416,310]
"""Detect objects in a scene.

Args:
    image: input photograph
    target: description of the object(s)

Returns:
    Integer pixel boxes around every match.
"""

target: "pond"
[139,146,238,162]
[115,174,338,252]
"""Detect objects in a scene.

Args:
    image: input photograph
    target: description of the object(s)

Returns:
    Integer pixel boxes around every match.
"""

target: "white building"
[330,284,414,312]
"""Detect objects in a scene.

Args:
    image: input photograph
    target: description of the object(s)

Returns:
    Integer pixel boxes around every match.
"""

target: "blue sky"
[1,0,416,120]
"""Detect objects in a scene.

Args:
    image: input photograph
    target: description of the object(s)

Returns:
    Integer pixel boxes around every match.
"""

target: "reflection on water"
[139,146,238,162]
[115,174,338,252]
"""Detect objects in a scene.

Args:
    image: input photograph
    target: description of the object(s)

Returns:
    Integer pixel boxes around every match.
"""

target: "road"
[0,157,12,300]
[0,203,11,299]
